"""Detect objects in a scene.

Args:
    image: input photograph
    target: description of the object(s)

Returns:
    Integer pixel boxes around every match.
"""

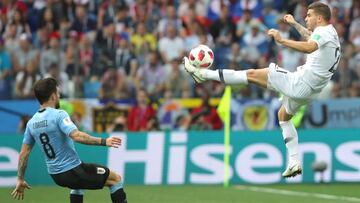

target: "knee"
[278,107,292,122]
[114,174,121,183]
[277,109,283,120]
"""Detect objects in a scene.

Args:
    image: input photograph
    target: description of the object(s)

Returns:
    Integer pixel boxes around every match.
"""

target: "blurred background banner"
[1,129,360,187]
[230,98,279,131]
[304,98,360,129]
[2,98,360,133]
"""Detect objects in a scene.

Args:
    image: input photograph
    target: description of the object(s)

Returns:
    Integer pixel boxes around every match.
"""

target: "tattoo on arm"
[73,131,101,145]
[17,151,30,180]
[293,22,311,40]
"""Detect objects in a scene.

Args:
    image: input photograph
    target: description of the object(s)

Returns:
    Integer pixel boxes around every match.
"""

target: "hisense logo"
[107,132,360,184]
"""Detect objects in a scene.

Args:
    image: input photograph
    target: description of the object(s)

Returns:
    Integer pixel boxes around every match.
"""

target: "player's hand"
[283,14,296,25]
[11,180,30,200]
[268,29,283,43]
[106,136,122,148]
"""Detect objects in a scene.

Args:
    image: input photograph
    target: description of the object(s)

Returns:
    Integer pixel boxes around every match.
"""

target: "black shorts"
[50,163,110,190]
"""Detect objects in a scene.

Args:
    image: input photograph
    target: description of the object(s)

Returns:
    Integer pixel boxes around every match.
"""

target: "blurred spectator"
[164,58,191,98]
[233,0,264,19]
[7,8,31,37]
[95,19,117,57]
[242,21,268,56]
[277,19,303,72]
[178,0,207,18]
[61,0,76,23]
[70,4,96,33]
[0,36,12,99]
[65,31,80,78]
[158,24,184,63]
[40,32,66,75]
[191,91,222,130]
[157,5,182,38]
[127,89,156,131]
[78,34,94,78]
[209,5,236,47]
[224,42,244,69]
[39,7,59,33]
[44,63,70,98]
[98,0,126,24]
[114,34,137,77]
[99,65,133,99]
[293,0,307,27]
[3,22,19,53]
[12,34,39,74]
[157,90,188,130]
[33,26,50,51]
[332,58,359,98]
[236,9,267,40]
[114,5,132,34]
[180,20,201,52]
[107,114,128,132]
[130,22,157,65]
[147,116,160,131]
[135,51,166,100]
[14,60,41,99]
[1,0,27,24]
[174,114,192,131]
[130,0,159,30]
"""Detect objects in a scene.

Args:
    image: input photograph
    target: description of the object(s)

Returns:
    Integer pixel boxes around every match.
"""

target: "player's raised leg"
[105,170,127,203]
[278,105,302,178]
[183,56,269,87]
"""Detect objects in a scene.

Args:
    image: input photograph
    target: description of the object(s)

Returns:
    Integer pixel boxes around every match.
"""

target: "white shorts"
[267,63,318,115]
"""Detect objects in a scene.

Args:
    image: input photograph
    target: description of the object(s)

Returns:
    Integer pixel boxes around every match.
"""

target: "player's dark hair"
[308,2,331,22]
[33,78,58,104]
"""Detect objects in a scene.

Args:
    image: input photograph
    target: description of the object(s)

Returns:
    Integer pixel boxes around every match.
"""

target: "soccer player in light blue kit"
[11,78,127,203]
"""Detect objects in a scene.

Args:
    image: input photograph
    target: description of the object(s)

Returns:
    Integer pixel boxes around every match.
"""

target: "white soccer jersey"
[301,24,341,91]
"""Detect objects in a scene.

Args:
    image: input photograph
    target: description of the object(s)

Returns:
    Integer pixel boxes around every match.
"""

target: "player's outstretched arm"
[268,29,318,53]
[11,144,32,200]
[70,130,121,148]
[283,14,312,40]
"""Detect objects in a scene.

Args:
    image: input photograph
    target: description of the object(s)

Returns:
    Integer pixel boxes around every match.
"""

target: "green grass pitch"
[1,184,360,203]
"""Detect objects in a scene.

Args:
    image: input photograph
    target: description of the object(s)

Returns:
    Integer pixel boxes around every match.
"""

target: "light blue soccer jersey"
[23,107,81,174]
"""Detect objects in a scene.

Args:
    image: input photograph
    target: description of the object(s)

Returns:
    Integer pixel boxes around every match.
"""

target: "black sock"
[110,188,127,203]
[70,194,83,203]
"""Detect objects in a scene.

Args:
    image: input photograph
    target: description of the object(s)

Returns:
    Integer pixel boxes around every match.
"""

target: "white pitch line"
[235,185,360,202]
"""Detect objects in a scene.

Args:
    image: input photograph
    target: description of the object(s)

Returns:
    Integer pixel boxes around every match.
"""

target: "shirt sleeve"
[57,110,78,136]
[22,124,35,146]
[309,27,330,48]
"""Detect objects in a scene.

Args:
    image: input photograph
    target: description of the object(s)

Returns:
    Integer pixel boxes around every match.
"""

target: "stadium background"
[1,0,360,202]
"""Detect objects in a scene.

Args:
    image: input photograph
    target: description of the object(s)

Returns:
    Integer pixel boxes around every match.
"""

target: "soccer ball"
[188,44,214,69]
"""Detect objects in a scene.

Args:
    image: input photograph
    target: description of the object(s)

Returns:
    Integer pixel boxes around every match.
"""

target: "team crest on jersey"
[97,167,106,174]
[63,117,72,125]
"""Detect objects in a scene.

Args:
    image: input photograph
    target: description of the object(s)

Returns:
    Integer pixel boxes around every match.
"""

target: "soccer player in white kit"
[183,2,341,178]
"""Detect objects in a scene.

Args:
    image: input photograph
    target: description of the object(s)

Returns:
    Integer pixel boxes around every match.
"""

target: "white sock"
[279,120,299,165]
[203,69,248,84]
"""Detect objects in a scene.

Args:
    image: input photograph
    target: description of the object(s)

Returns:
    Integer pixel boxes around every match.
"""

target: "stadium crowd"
[0,0,359,131]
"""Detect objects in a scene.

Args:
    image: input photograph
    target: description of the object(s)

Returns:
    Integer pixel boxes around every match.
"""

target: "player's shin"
[203,69,248,84]
[279,120,299,165]
[70,189,84,203]
[110,179,127,203]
